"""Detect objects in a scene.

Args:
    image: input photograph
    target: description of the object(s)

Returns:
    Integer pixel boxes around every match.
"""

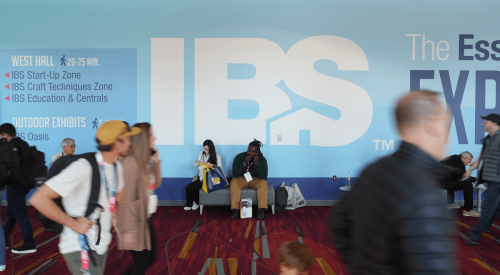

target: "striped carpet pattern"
[1,206,500,274]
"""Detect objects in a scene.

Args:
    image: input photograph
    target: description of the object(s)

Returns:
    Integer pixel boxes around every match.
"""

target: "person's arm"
[30,185,94,234]
[232,153,246,178]
[153,161,162,189]
[217,154,222,168]
[255,156,268,180]
[29,160,94,234]
[150,149,162,188]
[464,159,479,178]
[469,159,479,170]
[399,191,455,274]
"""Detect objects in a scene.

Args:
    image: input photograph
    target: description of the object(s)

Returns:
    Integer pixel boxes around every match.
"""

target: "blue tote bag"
[202,165,229,193]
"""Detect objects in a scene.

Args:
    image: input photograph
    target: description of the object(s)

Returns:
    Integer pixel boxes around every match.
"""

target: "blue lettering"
[410,70,434,90]
[440,70,468,144]
[459,34,474,61]
[475,71,500,143]
[475,40,489,61]
[491,41,500,61]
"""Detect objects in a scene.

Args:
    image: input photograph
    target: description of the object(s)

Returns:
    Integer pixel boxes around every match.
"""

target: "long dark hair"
[203,139,218,165]
[128,122,153,176]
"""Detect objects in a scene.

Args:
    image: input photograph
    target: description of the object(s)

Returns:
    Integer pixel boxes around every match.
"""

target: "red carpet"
[2,206,500,274]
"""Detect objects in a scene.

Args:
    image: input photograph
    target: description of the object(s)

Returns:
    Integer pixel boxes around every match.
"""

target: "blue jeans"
[0,189,5,265]
[3,189,36,249]
[471,182,500,238]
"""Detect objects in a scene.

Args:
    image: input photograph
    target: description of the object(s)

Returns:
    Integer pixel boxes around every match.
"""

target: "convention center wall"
[1,0,498,203]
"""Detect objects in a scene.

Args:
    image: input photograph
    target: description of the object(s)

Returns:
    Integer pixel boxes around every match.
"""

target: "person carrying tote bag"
[184,139,222,210]
[116,122,162,275]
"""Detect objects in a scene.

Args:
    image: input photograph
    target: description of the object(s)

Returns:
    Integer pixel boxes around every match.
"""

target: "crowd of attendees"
[0,89,499,274]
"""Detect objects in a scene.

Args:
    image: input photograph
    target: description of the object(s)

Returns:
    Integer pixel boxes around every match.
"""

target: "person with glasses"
[51,138,77,165]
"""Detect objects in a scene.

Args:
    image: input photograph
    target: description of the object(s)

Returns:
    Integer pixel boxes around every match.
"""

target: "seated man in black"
[440,151,479,217]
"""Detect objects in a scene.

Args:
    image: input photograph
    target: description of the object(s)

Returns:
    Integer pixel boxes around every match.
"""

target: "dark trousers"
[471,182,500,238]
[122,220,156,275]
[4,189,36,248]
[441,180,474,212]
[185,178,202,207]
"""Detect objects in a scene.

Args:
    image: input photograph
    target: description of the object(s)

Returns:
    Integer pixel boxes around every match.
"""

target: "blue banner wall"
[1,1,498,201]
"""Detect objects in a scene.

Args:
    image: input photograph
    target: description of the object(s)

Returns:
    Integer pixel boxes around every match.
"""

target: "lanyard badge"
[79,234,91,275]
[244,161,253,182]
[109,197,116,212]
[97,153,117,213]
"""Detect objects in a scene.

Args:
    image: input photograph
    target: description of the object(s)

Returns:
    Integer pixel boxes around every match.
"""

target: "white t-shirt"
[45,153,124,255]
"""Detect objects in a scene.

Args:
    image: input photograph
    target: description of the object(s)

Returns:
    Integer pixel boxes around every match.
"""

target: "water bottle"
[346,171,351,190]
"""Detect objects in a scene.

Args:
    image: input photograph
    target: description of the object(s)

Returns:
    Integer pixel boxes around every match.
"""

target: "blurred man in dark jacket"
[439,152,479,217]
[0,123,36,254]
[331,91,455,274]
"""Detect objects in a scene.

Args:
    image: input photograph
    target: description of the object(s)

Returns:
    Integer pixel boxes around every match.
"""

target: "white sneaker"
[463,210,481,217]
[192,202,199,210]
[0,265,5,271]
[447,203,460,209]
[184,206,192,210]
[11,245,36,254]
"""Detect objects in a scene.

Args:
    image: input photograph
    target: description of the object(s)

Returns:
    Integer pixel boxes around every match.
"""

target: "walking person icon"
[60,55,66,66]
[92,118,99,129]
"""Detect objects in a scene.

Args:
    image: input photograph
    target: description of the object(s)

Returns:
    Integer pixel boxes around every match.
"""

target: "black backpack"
[275,182,288,214]
[40,153,101,236]
[0,139,20,188]
[9,139,47,189]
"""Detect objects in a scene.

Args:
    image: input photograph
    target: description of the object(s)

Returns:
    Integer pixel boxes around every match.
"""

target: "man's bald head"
[396,90,443,132]
[395,90,450,159]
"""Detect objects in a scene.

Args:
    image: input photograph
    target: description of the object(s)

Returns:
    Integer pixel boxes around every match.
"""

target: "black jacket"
[7,137,31,191]
[439,155,476,185]
[439,155,465,182]
[331,141,455,275]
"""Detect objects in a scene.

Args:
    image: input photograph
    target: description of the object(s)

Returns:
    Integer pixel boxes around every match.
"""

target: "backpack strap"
[82,153,101,217]
[80,153,103,246]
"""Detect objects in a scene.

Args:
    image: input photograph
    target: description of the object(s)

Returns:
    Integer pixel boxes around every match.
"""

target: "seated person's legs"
[230,177,248,219]
[191,179,202,210]
[249,178,268,219]
[446,180,479,217]
[462,184,475,213]
[184,181,195,210]
[441,181,459,209]
[447,190,455,205]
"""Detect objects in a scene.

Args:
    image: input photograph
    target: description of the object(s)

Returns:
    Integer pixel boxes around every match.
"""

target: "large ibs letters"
[151,36,372,147]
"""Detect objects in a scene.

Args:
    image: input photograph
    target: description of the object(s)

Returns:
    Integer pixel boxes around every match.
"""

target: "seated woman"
[184,139,222,210]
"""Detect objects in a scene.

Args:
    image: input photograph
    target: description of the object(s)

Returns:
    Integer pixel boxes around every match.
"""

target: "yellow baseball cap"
[95,120,142,145]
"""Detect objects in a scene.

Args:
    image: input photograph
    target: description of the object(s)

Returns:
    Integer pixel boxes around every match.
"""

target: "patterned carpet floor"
[1,206,500,274]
